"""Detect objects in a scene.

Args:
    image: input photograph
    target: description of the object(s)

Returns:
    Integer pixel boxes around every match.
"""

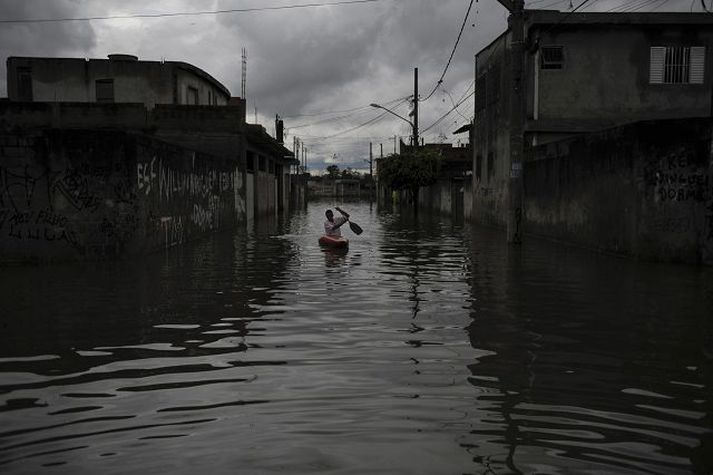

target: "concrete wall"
[0,101,246,135]
[254,170,277,217]
[7,57,230,107]
[524,118,713,264]
[0,128,242,264]
[473,36,511,227]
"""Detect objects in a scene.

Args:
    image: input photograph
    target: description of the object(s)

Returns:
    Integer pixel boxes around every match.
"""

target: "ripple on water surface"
[0,202,711,474]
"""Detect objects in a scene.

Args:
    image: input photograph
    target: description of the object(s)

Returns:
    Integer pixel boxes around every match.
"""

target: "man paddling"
[324,207,350,237]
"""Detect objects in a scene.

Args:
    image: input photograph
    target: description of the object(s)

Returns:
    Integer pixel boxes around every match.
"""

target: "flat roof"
[527,10,713,27]
[7,56,231,97]
[477,10,713,57]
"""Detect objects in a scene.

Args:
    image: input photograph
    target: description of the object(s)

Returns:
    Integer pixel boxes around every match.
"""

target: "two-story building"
[1,55,301,262]
[7,54,231,108]
[473,10,713,226]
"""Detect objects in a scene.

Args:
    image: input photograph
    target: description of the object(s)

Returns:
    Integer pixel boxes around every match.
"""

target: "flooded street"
[1,200,712,474]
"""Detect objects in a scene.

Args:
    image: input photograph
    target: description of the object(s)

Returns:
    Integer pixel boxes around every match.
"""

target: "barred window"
[650,46,705,84]
[540,46,564,70]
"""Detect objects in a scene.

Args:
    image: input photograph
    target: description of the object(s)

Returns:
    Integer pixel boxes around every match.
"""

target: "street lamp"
[370,103,418,147]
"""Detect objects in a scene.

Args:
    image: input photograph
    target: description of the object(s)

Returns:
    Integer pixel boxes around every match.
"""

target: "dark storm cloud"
[212,0,494,119]
[0,0,705,171]
[0,0,97,95]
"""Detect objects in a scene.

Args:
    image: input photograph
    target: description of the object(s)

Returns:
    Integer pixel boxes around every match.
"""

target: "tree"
[377,148,441,208]
[325,164,340,179]
[340,167,361,180]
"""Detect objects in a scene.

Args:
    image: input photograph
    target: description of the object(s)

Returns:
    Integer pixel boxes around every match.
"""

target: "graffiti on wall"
[136,154,238,248]
[137,155,237,202]
[647,152,710,203]
[0,138,138,257]
[160,216,185,249]
[0,207,80,249]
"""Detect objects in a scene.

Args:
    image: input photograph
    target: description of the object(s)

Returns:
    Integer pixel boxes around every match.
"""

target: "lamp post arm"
[370,103,414,128]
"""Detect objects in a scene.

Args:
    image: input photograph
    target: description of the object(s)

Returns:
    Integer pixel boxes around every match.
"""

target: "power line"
[421,0,475,103]
[421,90,475,134]
[0,0,386,24]
[281,95,409,119]
[310,97,411,139]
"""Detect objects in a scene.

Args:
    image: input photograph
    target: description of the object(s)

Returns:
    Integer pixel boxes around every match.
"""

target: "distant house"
[473,10,713,225]
[387,140,472,216]
[6,54,230,108]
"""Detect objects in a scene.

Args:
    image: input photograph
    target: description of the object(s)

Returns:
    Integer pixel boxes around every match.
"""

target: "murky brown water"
[1,200,712,474]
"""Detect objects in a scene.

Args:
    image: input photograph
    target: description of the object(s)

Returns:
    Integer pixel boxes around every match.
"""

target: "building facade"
[6,55,230,108]
[473,11,713,227]
[1,55,302,262]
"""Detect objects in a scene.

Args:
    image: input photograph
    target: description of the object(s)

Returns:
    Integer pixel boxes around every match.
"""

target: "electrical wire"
[281,95,409,119]
[0,0,386,24]
[421,0,475,103]
[285,96,410,129]
[421,90,475,134]
[315,97,411,139]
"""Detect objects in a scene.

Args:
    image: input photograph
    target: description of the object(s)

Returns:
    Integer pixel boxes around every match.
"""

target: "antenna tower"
[241,47,247,98]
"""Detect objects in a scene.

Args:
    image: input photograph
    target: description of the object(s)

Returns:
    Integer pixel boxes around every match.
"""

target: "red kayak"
[318,235,349,249]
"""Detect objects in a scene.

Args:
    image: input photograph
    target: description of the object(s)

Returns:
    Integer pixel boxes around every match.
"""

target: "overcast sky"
[0,0,707,172]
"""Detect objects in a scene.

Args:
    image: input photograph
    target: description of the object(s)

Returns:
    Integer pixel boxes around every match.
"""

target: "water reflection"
[462,225,713,474]
[0,201,711,474]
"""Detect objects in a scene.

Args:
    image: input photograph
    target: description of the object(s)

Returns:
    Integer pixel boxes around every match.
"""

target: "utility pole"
[369,142,374,201]
[413,67,419,147]
[497,0,525,244]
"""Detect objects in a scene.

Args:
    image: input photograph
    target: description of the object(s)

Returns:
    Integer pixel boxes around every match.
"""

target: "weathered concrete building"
[6,55,230,107]
[471,10,713,264]
[245,123,298,222]
[1,56,302,263]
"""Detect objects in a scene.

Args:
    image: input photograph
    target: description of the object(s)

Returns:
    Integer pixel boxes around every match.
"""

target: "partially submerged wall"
[0,128,243,263]
[525,118,713,264]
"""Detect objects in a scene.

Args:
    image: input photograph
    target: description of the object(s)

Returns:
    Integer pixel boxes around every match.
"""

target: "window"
[650,46,705,84]
[95,79,114,103]
[17,67,33,101]
[487,152,495,180]
[476,155,483,181]
[186,86,199,105]
[208,90,212,105]
[246,151,255,172]
[258,156,266,172]
[540,46,564,70]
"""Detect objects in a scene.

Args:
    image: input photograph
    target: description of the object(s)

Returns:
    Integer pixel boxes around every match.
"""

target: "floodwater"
[1,200,712,474]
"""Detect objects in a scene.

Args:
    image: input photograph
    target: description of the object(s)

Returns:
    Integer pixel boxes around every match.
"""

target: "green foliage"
[325,164,340,179]
[377,148,442,192]
[340,167,361,179]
